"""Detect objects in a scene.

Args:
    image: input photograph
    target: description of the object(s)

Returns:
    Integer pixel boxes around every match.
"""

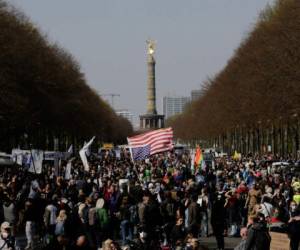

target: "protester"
[198,188,209,237]
[170,217,186,248]
[288,200,300,250]
[269,207,287,233]
[245,182,262,216]
[244,213,271,250]
[233,227,247,250]
[54,210,67,236]
[211,183,226,250]
[24,200,36,250]
[293,188,300,205]
[2,145,300,250]
[0,221,15,250]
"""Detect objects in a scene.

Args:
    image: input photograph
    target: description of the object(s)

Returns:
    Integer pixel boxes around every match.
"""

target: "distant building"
[191,89,201,101]
[163,96,190,119]
[116,109,134,125]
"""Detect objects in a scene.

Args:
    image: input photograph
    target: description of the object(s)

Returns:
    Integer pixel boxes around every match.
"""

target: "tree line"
[0,1,133,152]
[168,0,300,158]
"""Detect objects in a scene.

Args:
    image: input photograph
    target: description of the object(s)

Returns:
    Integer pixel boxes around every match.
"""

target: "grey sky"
[10,0,274,127]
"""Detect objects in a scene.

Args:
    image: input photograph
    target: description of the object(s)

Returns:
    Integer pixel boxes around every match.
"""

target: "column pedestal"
[140,114,165,130]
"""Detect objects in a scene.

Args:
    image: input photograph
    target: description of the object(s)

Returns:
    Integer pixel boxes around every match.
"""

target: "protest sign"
[270,232,290,250]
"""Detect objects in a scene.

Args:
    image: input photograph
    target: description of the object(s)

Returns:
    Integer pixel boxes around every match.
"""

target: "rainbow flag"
[194,145,203,170]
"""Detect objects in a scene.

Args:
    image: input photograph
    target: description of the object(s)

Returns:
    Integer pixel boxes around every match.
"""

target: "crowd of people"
[0,148,299,250]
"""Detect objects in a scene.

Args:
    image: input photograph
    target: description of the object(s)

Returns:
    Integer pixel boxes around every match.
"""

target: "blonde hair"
[57,210,67,222]
[102,239,113,250]
[78,203,86,218]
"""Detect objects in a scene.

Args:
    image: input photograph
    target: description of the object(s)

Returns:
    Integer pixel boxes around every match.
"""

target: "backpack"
[129,205,139,224]
[96,208,109,229]
[88,208,97,226]
[82,205,90,224]
[165,202,175,219]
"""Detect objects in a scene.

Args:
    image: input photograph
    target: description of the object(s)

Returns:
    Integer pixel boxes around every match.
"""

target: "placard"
[270,232,290,250]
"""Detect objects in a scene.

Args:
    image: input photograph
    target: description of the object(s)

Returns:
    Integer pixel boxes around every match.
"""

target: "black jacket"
[245,222,271,250]
[171,224,186,245]
[211,191,226,227]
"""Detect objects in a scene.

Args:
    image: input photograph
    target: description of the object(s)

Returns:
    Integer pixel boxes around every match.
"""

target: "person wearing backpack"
[95,198,110,243]
[54,210,67,236]
[244,213,271,250]
[187,193,201,238]
[128,203,139,235]
[0,222,15,250]
[160,191,176,243]
[119,196,133,246]
[198,188,209,237]
[211,184,226,250]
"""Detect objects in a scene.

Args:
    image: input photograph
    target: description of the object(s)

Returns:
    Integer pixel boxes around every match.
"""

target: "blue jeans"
[200,211,208,237]
[120,220,133,245]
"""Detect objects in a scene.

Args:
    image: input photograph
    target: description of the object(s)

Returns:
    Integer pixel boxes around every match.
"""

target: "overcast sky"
[10,0,274,126]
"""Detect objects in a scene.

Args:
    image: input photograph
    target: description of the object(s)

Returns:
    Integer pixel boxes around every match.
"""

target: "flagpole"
[129,147,135,164]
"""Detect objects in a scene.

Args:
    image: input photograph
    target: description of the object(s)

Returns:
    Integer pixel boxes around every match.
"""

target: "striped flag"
[127,127,173,161]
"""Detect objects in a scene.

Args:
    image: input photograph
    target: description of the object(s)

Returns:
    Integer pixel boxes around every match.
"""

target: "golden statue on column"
[140,39,165,130]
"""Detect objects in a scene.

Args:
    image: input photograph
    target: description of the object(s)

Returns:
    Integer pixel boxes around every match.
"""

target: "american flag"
[131,144,151,161]
[127,127,173,161]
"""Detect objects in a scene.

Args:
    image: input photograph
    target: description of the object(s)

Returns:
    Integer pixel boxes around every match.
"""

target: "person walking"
[95,198,110,244]
[198,188,209,237]
[244,213,271,250]
[187,193,201,238]
[288,201,300,250]
[43,200,57,237]
[234,227,247,250]
[170,217,186,248]
[24,200,37,250]
[211,184,226,250]
[119,196,133,246]
[54,210,67,236]
[0,222,15,250]
[245,182,262,216]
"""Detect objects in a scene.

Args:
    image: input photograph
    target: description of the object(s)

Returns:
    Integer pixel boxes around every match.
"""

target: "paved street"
[14,234,241,250]
[200,237,241,250]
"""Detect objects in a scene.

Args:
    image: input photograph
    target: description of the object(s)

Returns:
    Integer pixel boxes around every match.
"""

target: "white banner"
[44,151,66,161]
[190,149,195,172]
[11,149,30,166]
[79,136,95,172]
[115,148,121,159]
[65,158,75,180]
[29,150,43,174]
[44,151,56,161]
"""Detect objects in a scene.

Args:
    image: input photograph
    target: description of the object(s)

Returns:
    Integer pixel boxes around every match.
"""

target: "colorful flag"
[194,145,203,168]
[127,127,173,161]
